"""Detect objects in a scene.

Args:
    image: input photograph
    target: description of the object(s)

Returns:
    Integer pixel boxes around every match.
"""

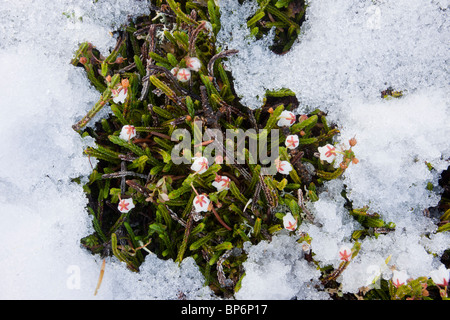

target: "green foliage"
[246,0,307,54]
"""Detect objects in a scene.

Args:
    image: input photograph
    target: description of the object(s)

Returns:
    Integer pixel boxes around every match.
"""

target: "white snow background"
[0,0,449,299]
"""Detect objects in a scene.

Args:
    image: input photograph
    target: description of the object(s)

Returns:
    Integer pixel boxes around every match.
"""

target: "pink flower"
[118,198,135,213]
[392,270,409,288]
[185,57,201,72]
[119,125,136,141]
[318,144,337,163]
[275,159,293,175]
[338,246,352,262]
[285,134,300,149]
[277,111,297,127]
[191,156,209,174]
[193,194,210,212]
[283,213,297,231]
[212,175,231,192]
[429,265,449,287]
[176,68,191,82]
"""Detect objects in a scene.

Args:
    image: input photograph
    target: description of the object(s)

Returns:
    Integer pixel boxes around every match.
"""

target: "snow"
[235,235,329,300]
[0,0,449,299]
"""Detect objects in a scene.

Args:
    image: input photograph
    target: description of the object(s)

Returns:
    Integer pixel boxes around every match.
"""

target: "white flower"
[112,87,128,104]
[365,265,382,287]
[429,265,449,287]
[112,79,129,104]
[119,125,136,141]
[392,270,409,288]
[285,134,300,149]
[318,144,337,163]
[212,175,231,192]
[186,57,201,72]
[338,246,352,262]
[275,159,293,175]
[283,213,297,231]
[191,156,209,174]
[170,67,179,77]
[176,68,191,82]
[118,198,135,213]
[193,194,210,213]
[277,110,296,127]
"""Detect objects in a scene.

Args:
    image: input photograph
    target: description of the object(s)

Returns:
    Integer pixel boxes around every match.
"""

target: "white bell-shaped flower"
[392,270,409,288]
[118,198,135,213]
[119,125,136,141]
[191,156,209,174]
[285,134,300,149]
[193,194,210,213]
[186,57,201,72]
[429,265,449,287]
[176,68,191,82]
[277,110,296,127]
[112,87,128,104]
[318,144,337,163]
[283,212,297,231]
[170,67,179,77]
[212,175,231,192]
[275,159,293,175]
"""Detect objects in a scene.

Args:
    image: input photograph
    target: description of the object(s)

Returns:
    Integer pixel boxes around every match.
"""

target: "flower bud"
[115,57,125,64]
[298,114,308,122]
[340,162,348,170]
[121,78,130,88]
